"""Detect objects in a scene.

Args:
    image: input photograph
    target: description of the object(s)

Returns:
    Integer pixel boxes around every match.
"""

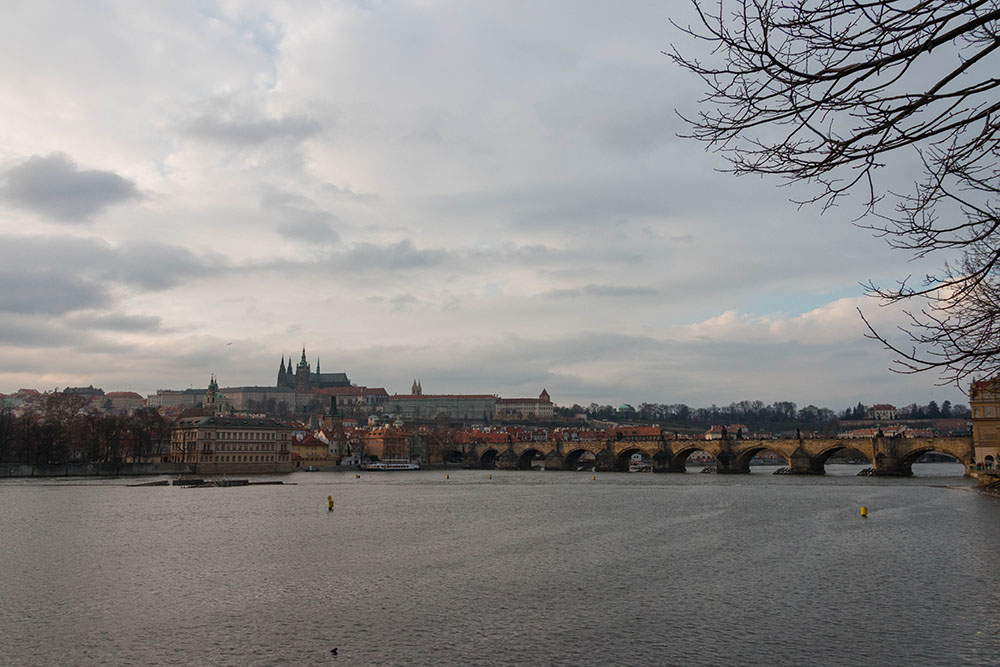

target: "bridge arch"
[517,448,547,470]
[733,444,791,471]
[444,448,465,465]
[669,445,719,472]
[899,447,965,476]
[563,448,596,471]
[652,450,672,472]
[479,448,499,469]
[614,446,654,472]
[812,444,874,474]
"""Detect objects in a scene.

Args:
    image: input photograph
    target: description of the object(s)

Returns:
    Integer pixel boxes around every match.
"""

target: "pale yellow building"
[169,416,294,474]
[101,391,145,413]
[495,390,555,421]
[291,434,335,469]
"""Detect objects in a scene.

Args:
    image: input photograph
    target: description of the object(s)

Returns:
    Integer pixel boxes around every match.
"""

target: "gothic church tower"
[295,347,311,391]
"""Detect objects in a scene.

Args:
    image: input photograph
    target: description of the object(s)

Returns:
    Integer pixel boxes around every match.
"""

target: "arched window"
[985,455,995,470]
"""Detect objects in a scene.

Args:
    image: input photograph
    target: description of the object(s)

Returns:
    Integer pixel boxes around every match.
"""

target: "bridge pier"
[652,450,671,473]
[714,449,747,474]
[496,448,519,470]
[543,451,564,471]
[594,448,617,473]
[788,445,824,474]
[666,456,688,473]
[872,453,911,476]
[871,437,911,476]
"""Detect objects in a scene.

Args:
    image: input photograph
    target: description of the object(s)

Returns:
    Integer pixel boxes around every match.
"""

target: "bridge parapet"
[462,434,974,476]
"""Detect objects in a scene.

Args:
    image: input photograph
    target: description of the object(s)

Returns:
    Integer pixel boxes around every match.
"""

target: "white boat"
[628,453,652,472]
[361,459,421,471]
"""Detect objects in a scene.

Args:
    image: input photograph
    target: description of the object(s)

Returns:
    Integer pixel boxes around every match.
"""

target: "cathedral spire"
[316,357,321,374]
[277,356,286,387]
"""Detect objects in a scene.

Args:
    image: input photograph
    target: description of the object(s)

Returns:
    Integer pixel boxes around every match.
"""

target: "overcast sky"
[0,1,971,409]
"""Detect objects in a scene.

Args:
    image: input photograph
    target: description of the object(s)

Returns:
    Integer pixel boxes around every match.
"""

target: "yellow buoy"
[860,506,868,517]
[355,473,360,479]
[327,495,334,511]
[446,473,450,479]
[489,474,492,479]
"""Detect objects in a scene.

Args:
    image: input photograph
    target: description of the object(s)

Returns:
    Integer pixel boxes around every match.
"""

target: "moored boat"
[361,459,420,471]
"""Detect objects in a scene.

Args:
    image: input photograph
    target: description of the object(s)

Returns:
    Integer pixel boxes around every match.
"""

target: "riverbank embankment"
[1,463,195,478]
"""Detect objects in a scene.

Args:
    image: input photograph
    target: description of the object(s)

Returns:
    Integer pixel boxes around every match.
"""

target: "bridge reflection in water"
[462,434,974,476]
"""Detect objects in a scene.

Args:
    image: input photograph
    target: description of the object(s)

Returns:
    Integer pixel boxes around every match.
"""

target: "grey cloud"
[389,293,418,307]
[107,241,223,290]
[0,235,224,316]
[180,108,321,147]
[66,313,162,332]
[277,219,340,244]
[421,182,672,231]
[0,270,110,315]
[0,153,140,222]
[342,240,451,272]
[263,191,340,245]
[257,239,644,284]
[590,106,681,156]
[367,293,419,312]
[542,284,659,299]
[322,181,380,203]
[0,314,99,349]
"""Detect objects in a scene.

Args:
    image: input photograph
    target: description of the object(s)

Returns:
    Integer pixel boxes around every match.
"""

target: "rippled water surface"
[2,464,999,666]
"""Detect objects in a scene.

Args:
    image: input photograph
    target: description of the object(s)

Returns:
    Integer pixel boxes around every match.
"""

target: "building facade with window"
[970,378,1000,471]
[169,416,294,473]
[385,394,497,421]
[494,390,554,421]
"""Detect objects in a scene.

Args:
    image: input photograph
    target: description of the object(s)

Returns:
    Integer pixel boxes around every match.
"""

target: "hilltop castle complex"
[145,346,553,422]
[275,349,350,391]
[149,347,351,416]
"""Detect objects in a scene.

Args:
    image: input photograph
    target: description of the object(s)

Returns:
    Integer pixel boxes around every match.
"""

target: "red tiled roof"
[105,391,143,398]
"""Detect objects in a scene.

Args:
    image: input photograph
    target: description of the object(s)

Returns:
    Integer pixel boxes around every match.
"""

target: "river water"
[1,464,998,666]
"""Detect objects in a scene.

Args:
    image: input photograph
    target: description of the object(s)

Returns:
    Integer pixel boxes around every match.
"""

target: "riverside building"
[970,377,1000,471]
[168,416,293,474]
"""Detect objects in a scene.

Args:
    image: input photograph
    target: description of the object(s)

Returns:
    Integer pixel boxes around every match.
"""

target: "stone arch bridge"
[457,434,975,476]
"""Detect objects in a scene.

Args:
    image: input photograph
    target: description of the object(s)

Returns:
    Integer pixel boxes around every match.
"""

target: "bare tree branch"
[671,0,1000,385]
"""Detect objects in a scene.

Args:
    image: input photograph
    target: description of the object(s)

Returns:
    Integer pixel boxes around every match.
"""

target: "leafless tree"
[669,1,1000,385]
